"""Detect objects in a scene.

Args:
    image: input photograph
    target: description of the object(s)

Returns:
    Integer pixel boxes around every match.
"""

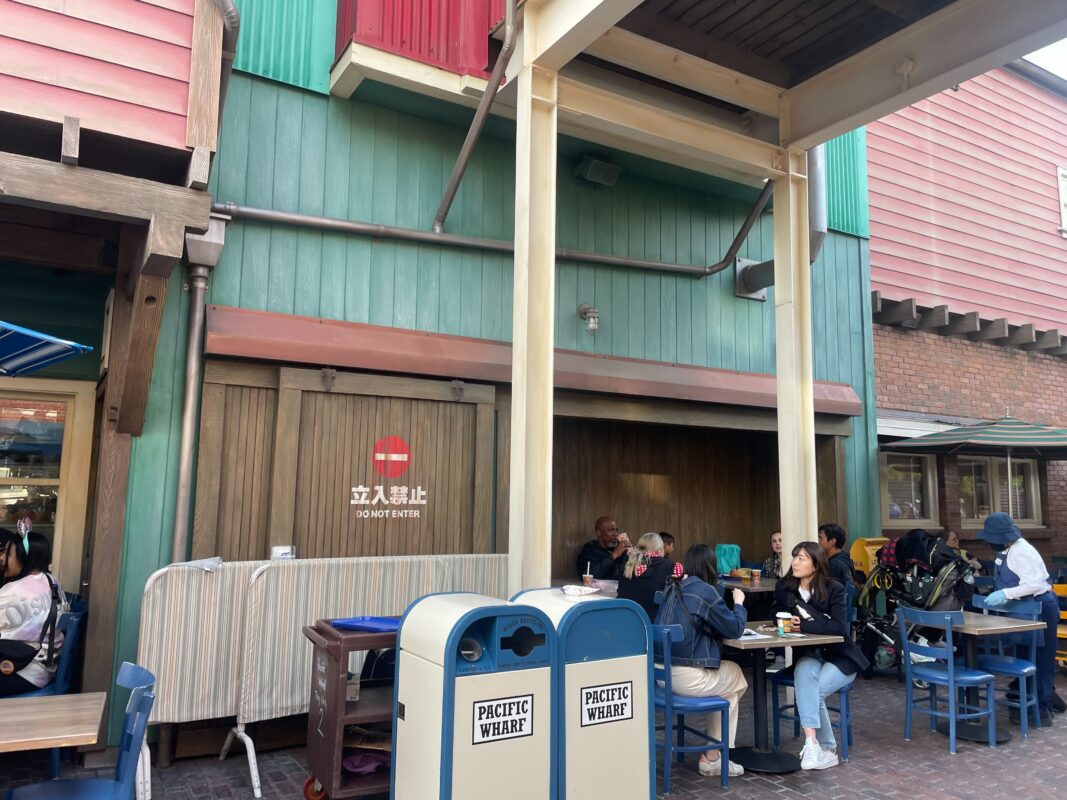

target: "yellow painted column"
[774,150,818,573]
[509,63,558,595]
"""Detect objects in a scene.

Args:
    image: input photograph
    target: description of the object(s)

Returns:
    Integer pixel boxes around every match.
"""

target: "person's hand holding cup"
[611,532,632,559]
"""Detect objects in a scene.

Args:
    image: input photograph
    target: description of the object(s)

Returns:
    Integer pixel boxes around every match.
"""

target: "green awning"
[884,416,1067,458]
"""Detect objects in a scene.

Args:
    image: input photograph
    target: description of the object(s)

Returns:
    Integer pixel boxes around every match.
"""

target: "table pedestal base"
[731,746,800,773]
[934,720,1012,744]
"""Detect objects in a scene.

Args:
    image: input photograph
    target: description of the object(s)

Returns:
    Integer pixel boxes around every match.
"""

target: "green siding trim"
[0,262,108,381]
[232,0,337,94]
[825,129,870,239]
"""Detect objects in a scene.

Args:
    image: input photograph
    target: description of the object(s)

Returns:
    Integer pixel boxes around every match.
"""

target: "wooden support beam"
[138,215,187,280]
[0,151,209,232]
[185,146,211,191]
[969,317,1009,341]
[905,304,949,330]
[870,290,882,315]
[186,0,223,151]
[874,298,918,326]
[942,311,980,337]
[61,116,80,166]
[0,221,113,273]
[1021,329,1061,351]
[524,0,644,71]
[1003,324,1036,346]
[117,272,168,436]
[1046,343,1067,357]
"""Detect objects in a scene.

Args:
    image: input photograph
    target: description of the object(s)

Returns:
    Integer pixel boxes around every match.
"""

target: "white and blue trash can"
[513,589,654,800]
[392,593,558,800]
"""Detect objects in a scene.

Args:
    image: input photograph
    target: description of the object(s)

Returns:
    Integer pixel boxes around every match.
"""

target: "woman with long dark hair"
[0,530,65,696]
[654,543,749,779]
[773,541,868,771]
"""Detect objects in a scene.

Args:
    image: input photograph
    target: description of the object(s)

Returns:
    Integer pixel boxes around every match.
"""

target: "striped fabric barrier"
[439,553,509,598]
[137,560,267,724]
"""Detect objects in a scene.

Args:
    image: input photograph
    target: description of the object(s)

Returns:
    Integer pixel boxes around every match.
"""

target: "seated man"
[575,516,630,580]
[818,523,855,587]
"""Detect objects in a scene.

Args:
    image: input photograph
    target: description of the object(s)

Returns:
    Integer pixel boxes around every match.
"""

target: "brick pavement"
[3,671,1065,799]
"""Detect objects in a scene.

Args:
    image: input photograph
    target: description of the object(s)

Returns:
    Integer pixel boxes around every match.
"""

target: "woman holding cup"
[772,542,868,771]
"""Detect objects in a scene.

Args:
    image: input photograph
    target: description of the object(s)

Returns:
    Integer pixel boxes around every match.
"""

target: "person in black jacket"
[818,523,856,588]
[617,533,675,621]
[774,541,869,771]
[575,516,630,580]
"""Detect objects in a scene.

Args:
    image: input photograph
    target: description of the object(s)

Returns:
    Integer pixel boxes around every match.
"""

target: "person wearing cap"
[978,512,1063,722]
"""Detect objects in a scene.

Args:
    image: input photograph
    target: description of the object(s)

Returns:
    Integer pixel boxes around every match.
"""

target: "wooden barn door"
[192,362,496,560]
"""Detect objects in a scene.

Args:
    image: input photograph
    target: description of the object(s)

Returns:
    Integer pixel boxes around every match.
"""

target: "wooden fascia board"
[186,0,223,151]
[204,305,863,417]
[783,0,1067,149]
[525,0,645,71]
[330,41,490,101]
[584,27,783,117]
[556,75,785,181]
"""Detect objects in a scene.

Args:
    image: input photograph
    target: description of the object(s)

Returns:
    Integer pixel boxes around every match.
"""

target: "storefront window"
[880,453,938,528]
[960,456,1040,526]
[959,458,990,523]
[0,398,66,541]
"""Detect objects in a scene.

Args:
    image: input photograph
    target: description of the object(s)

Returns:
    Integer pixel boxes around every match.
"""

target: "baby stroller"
[857,529,978,675]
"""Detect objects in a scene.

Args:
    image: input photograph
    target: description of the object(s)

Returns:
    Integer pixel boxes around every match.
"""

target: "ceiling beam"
[525,0,644,71]
[584,27,783,117]
[555,75,786,182]
[783,0,1067,148]
[0,221,113,274]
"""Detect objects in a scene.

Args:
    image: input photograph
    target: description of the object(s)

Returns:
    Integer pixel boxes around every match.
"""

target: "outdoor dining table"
[723,623,843,773]
[0,691,106,753]
[933,609,1047,744]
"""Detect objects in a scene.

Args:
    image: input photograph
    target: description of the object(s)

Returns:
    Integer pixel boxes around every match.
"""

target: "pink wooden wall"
[336,0,504,77]
[0,0,195,151]
[868,67,1067,330]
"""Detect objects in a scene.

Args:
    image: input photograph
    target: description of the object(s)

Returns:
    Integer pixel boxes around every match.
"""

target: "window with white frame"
[1057,166,1067,237]
[959,456,1041,527]
[880,452,939,528]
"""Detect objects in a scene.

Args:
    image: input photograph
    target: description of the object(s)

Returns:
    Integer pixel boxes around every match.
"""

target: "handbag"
[0,574,60,677]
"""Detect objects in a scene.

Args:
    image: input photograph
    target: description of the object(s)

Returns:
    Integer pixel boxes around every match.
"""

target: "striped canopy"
[0,320,92,377]
[885,416,1067,458]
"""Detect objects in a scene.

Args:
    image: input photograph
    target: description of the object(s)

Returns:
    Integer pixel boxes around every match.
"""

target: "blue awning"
[0,321,93,377]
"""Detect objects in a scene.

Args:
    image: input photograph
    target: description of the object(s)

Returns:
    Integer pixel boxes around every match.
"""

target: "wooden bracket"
[1021,329,1060,351]
[905,304,948,330]
[870,290,882,315]
[1002,324,1036,346]
[942,311,980,337]
[61,116,80,166]
[969,318,1009,341]
[125,216,187,297]
[185,146,211,191]
[874,297,918,326]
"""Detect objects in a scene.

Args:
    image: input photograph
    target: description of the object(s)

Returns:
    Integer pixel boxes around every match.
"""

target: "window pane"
[959,458,990,521]
[0,485,58,539]
[999,462,1034,520]
[0,399,66,480]
[886,455,927,520]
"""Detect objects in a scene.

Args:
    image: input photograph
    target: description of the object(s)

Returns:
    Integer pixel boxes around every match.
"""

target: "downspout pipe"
[703,179,775,276]
[738,144,828,294]
[213,201,711,276]
[433,0,517,233]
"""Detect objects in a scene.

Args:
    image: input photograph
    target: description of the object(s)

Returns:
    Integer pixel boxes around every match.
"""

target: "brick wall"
[875,324,1067,562]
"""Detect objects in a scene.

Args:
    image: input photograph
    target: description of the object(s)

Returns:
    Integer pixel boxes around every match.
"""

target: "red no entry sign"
[372,435,411,478]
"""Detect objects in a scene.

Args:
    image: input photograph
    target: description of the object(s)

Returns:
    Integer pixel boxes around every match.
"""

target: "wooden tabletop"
[723,621,844,650]
[0,692,106,753]
[954,610,1046,636]
[720,578,778,594]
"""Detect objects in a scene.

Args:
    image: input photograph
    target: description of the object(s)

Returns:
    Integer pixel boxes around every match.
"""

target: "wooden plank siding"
[0,0,194,151]
[868,67,1067,330]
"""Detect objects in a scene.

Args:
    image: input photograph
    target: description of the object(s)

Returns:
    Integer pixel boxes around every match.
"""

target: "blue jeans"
[794,657,856,749]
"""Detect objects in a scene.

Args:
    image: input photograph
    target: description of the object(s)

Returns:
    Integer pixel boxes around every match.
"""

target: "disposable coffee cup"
[776,612,792,635]
[752,569,762,581]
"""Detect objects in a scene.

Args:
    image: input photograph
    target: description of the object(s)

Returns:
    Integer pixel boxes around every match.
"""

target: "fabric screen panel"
[439,553,509,599]
[137,561,267,723]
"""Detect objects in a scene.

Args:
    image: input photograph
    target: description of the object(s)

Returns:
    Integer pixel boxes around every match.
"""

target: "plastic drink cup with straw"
[583,561,593,587]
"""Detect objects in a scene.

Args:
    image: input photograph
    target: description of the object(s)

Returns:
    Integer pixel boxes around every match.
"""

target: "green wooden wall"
[110,73,879,737]
[826,128,870,239]
[232,0,337,94]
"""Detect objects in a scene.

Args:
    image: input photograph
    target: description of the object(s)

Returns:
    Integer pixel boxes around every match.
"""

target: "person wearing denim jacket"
[654,543,749,779]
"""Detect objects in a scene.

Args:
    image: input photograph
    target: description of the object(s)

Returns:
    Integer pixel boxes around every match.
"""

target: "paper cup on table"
[752,569,762,581]
[776,612,792,635]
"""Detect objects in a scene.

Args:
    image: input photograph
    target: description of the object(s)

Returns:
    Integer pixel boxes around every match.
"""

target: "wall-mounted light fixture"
[578,304,599,333]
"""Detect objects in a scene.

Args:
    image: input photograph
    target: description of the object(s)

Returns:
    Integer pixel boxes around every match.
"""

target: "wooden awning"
[205,305,862,417]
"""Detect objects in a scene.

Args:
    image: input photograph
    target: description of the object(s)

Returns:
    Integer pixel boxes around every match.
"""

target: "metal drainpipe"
[433,0,517,233]
[702,179,775,277]
[737,144,828,295]
[213,202,711,276]
[171,265,211,564]
[213,0,240,131]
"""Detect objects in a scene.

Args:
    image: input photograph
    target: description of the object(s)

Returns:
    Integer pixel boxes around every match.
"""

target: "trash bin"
[392,593,558,800]
[513,589,654,800]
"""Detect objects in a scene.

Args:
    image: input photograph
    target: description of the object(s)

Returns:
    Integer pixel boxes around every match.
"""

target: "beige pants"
[669,660,748,748]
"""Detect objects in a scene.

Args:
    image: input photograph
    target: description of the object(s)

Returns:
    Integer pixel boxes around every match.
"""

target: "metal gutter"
[433,0,517,233]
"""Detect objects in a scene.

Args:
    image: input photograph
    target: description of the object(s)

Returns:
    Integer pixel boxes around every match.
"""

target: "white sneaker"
[799,740,838,770]
[698,757,745,777]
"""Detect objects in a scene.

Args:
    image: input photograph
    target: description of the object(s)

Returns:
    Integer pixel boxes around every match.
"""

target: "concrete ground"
[3,671,1065,799]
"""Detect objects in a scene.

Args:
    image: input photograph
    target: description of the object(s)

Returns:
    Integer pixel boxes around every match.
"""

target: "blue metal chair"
[971,596,1042,736]
[13,611,85,778]
[897,607,996,754]
[652,624,731,792]
[972,576,995,590]
[771,583,856,761]
[7,662,156,800]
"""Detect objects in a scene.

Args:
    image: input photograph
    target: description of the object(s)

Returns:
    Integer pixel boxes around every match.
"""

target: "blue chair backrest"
[114,662,156,793]
[972,596,1041,653]
[845,582,857,629]
[652,624,683,707]
[972,576,995,589]
[50,611,84,695]
[896,606,962,668]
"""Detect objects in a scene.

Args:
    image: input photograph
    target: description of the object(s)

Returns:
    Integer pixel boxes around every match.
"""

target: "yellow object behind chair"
[850,537,889,575]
